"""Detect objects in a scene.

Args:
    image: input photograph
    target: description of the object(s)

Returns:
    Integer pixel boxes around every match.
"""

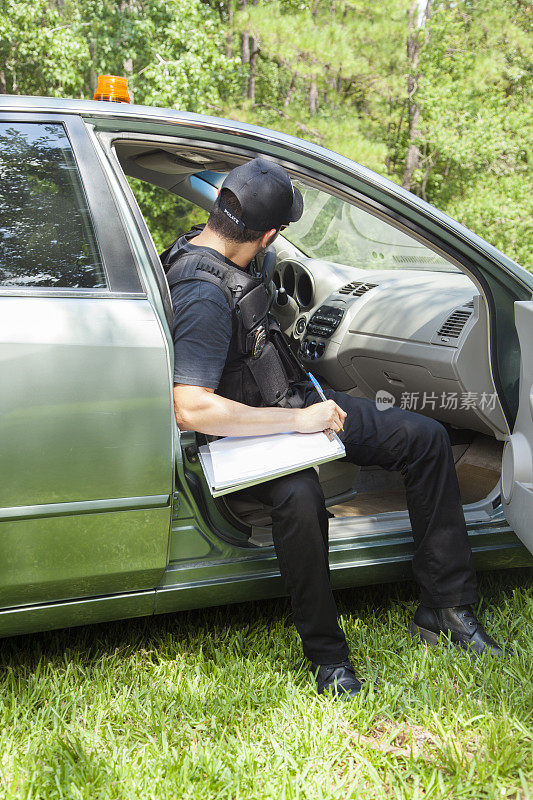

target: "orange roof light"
[94,75,131,103]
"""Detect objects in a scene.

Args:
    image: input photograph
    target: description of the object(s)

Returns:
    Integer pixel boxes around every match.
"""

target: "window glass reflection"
[0,122,106,288]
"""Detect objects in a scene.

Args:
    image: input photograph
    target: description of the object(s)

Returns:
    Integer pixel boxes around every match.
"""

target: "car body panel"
[155,515,532,618]
[0,295,174,608]
[0,589,155,639]
[0,296,172,508]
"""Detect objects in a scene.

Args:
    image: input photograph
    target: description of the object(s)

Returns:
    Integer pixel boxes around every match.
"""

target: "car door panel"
[502,301,533,553]
[0,509,171,609]
[0,295,174,608]
[1,297,171,505]
[0,115,174,609]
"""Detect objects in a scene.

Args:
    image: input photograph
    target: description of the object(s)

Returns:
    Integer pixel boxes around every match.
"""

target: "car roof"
[1,95,530,289]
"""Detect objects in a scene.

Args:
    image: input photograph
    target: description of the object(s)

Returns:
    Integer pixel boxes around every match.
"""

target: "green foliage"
[128,178,208,253]
[414,0,532,267]
[231,0,531,268]
[0,0,240,111]
[0,0,236,253]
[0,0,89,97]
[1,0,530,267]
[235,0,409,165]
[444,173,532,270]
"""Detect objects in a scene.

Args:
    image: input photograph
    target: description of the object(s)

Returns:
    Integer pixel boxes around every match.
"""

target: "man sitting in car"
[162,158,511,701]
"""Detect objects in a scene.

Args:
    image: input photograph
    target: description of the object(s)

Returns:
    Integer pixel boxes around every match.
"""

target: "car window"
[283,182,460,273]
[125,177,208,254]
[0,122,106,289]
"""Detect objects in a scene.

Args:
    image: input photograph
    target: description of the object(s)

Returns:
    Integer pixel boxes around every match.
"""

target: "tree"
[230,0,410,172]
[228,0,531,267]
[414,0,532,266]
[0,0,240,111]
[1,0,530,266]
[0,0,241,250]
[402,0,432,190]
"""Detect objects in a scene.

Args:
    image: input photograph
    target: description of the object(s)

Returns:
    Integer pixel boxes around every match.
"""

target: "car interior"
[112,137,509,546]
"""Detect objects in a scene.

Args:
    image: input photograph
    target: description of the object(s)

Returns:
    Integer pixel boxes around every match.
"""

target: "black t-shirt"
[170,233,239,389]
[169,231,318,404]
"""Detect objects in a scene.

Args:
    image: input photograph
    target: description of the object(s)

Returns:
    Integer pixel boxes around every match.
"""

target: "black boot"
[410,605,513,658]
[311,660,362,700]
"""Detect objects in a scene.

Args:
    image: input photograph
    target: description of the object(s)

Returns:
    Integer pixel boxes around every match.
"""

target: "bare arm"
[173,384,347,437]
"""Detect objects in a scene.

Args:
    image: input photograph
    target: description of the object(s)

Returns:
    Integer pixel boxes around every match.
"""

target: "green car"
[1,96,532,639]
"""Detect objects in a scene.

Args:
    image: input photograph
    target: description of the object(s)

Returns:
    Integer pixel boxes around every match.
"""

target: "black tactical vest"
[162,227,308,408]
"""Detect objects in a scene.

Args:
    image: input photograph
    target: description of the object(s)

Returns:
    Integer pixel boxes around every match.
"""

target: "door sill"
[249,497,497,548]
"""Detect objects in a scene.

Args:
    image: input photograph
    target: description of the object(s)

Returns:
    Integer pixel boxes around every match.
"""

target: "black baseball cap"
[218,157,304,232]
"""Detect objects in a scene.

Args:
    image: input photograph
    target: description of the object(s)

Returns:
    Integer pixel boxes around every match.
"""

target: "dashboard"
[272,256,508,437]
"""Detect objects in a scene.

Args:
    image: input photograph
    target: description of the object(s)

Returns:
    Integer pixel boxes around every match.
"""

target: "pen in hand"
[307,372,344,441]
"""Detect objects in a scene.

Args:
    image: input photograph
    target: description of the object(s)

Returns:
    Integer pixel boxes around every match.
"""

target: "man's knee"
[400,412,449,460]
[270,469,325,517]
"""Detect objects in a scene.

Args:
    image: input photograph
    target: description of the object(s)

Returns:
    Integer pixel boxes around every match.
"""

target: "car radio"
[299,304,345,360]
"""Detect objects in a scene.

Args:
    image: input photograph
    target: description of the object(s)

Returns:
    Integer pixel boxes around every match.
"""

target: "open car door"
[502,301,533,553]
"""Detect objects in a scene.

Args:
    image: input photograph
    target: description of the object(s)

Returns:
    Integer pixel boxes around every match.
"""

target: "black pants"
[241,388,478,665]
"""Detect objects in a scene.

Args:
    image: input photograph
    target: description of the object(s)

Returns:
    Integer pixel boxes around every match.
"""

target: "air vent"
[437,309,472,339]
[338,281,377,296]
[464,299,475,308]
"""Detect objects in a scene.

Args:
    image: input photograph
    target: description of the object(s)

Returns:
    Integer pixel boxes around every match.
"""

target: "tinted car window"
[0,122,106,288]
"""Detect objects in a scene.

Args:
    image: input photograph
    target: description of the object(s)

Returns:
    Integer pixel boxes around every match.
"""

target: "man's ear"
[260,228,278,249]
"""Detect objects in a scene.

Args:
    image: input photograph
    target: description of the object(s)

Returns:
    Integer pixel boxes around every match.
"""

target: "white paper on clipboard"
[198,430,345,496]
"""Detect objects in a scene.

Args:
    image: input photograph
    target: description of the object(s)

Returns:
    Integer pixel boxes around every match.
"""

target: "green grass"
[0,570,532,799]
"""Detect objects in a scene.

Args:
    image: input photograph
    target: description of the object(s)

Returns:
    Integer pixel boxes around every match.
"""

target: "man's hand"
[296,400,347,434]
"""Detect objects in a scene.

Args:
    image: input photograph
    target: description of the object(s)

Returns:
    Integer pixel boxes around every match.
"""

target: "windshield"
[283,182,460,273]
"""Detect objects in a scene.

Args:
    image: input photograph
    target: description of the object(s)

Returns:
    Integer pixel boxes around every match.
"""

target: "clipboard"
[198,430,346,497]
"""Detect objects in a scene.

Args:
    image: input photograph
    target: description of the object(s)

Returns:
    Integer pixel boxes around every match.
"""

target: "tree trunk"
[89,40,98,96]
[226,0,233,58]
[284,72,297,107]
[323,64,330,104]
[0,70,6,94]
[402,0,432,190]
[328,67,336,100]
[421,150,437,201]
[248,35,259,101]
[241,31,250,64]
[309,75,319,114]
[388,98,407,173]
[402,103,421,190]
